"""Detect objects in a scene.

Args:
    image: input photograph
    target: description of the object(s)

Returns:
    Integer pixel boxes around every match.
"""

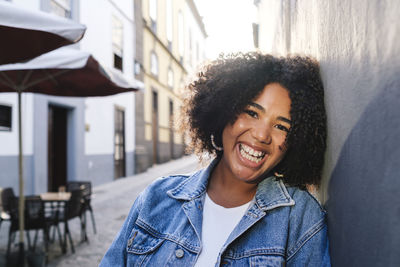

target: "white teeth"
[239,144,266,163]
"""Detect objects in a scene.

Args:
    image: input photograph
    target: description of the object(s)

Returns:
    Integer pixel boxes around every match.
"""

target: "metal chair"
[6,195,52,258]
[58,189,85,253]
[67,181,96,235]
[0,187,13,233]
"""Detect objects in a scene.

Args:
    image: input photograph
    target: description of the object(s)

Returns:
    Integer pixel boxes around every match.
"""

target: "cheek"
[233,118,248,132]
[275,135,288,152]
[224,119,248,137]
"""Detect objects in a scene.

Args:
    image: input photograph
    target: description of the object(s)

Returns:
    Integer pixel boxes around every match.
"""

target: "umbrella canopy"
[0,46,143,94]
[0,1,86,65]
[0,46,142,262]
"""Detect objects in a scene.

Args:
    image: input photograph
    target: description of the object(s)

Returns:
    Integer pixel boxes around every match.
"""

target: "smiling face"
[218,82,292,184]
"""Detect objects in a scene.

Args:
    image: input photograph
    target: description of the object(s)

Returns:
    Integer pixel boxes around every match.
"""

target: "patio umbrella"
[0,1,86,65]
[0,46,142,260]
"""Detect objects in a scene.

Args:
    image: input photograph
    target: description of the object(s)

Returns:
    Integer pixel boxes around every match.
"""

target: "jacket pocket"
[126,226,164,255]
[249,255,285,267]
[223,248,286,267]
[126,226,165,266]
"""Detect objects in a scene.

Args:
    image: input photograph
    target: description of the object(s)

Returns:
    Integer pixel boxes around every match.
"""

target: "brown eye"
[275,124,289,132]
[244,110,258,118]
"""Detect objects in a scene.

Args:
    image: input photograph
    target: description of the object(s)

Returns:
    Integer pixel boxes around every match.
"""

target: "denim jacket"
[100,159,331,266]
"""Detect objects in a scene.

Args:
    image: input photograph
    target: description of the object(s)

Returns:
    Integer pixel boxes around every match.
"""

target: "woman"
[100,53,330,266]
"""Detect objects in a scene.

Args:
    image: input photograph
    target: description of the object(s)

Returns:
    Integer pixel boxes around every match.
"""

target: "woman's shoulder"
[282,185,329,263]
[140,170,199,200]
[286,185,326,216]
[284,185,327,244]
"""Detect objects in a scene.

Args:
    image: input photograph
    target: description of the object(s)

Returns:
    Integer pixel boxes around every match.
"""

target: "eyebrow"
[277,116,292,124]
[248,102,292,124]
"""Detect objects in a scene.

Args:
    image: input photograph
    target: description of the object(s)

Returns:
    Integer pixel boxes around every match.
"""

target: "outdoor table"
[40,192,71,253]
[40,192,71,202]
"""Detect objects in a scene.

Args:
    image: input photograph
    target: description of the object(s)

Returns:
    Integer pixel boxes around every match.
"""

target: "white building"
[0,0,141,194]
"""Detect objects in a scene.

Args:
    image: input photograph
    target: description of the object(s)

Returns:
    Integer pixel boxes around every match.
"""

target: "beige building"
[134,0,207,172]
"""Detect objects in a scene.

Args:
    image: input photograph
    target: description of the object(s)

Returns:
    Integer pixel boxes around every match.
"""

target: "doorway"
[169,100,174,159]
[48,105,68,192]
[114,107,126,179]
[152,91,159,164]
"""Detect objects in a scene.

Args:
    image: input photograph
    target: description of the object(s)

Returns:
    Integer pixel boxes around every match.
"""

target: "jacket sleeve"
[286,220,331,267]
[99,191,144,267]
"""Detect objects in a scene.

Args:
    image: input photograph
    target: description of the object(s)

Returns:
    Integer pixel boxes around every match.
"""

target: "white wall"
[84,93,135,155]
[79,0,136,155]
[257,0,400,199]
[0,93,34,156]
[257,0,285,55]
[9,0,40,10]
[184,2,206,75]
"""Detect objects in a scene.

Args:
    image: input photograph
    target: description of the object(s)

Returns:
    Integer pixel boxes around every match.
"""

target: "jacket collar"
[167,158,295,210]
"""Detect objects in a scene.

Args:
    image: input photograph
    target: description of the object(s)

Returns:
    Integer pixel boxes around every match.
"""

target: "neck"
[207,159,257,208]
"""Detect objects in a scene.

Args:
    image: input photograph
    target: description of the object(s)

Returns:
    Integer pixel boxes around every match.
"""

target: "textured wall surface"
[0,156,33,194]
[257,0,400,265]
[84,151,135,186]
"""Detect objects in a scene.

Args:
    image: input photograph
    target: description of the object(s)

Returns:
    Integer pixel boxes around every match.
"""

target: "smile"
[239,143,266,163]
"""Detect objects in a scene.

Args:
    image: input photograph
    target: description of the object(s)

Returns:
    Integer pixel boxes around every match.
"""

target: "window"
[166,0,173,49]
[252,23,259,48]
[178,11,184,60]
[196,42,200,62]
[188,28,192,65]
[167,68,174,88]
[0,104,12,131]
[149,0,157,32]
[150,52,158,77]
[50,0,71,18]
[112,15,124,71]
[134,60,141,75]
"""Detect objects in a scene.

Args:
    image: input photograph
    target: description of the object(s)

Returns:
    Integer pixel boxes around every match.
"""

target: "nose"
[251,123,272,145]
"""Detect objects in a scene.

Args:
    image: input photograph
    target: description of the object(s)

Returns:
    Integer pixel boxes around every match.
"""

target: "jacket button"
[175,248,184,258]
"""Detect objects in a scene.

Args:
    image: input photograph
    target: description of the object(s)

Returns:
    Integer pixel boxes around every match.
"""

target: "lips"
[239,143,267,164]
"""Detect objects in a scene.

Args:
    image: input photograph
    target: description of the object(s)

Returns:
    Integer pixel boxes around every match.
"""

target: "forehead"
[251,83,291,114]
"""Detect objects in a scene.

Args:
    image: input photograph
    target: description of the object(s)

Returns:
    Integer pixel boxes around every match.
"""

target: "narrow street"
[0,155,200,267]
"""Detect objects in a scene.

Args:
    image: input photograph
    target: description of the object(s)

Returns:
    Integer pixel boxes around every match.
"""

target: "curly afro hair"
[181,52,327,187]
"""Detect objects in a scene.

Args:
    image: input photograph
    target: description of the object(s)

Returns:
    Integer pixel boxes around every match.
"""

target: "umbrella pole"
[17,88,25,266]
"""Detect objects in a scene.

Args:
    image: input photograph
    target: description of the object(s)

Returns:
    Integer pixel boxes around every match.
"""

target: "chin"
[234,169,268,184]
[237,168,273,184]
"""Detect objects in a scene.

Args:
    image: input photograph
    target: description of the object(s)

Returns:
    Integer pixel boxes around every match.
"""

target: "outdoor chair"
[58,188,85,253]
[6,195,53,259]
[67,181,96,236]
[0,187,14,234]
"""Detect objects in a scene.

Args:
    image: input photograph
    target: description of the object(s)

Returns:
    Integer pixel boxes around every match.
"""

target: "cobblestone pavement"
[0,155,200,267]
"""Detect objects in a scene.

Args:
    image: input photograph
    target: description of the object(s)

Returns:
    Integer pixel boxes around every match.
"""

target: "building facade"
[134,0,207,172]
[254,0,400,265]
[0,0,141,194]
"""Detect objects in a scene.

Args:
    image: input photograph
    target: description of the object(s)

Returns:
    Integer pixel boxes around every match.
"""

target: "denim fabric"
[100,159,331,266]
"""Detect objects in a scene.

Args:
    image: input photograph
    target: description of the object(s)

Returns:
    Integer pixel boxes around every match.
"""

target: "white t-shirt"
[194,193,252,267]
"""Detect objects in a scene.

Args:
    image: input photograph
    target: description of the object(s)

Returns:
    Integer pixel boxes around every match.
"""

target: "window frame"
[149,0,158,33]
[167,67,174,89]
[50,0,72,18]
[0,104,12,132]
[150,51,159,77]
[112,15,124,71]
[166,0,173,46]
